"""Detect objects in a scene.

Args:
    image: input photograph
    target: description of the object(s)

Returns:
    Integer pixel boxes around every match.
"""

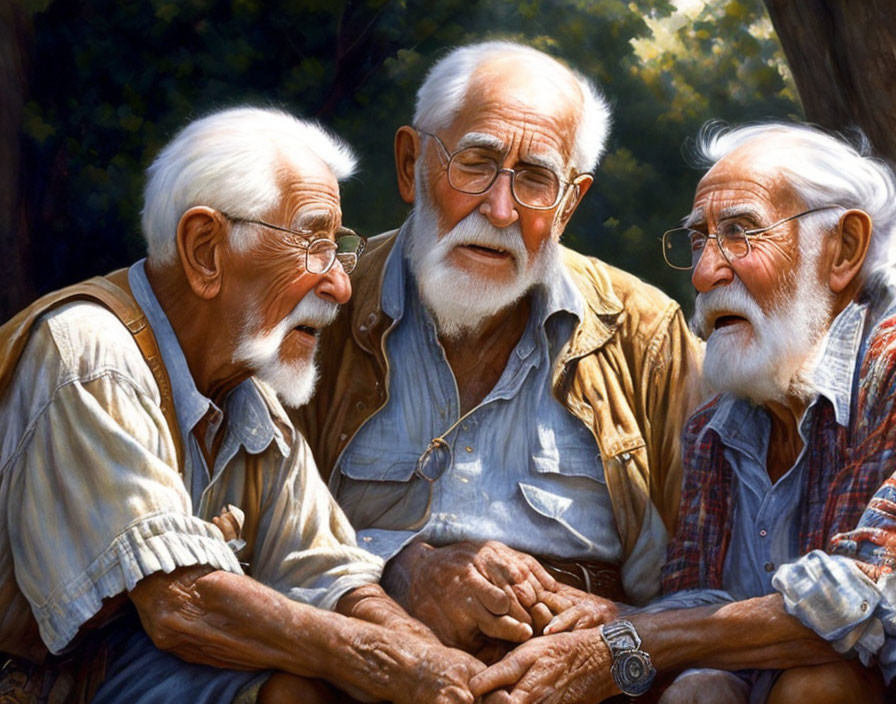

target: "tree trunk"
[0,1,33,323]
[764,0,896,166]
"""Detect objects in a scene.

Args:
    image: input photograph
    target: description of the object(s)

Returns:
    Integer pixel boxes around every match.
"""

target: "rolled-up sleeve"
[5,372,242,654]
[773,550,896,682]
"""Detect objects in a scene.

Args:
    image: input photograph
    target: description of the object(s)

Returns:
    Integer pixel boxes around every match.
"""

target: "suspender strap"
[0,268,184,472]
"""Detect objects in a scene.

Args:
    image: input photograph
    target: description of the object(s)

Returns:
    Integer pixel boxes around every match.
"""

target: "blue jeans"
[90,626,270,704]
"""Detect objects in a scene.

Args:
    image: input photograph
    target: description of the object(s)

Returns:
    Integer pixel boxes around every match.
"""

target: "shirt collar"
[806,297,868,427]
[706,394,770,464]
[708,295,869,448]
[383,217,584,350]
[128,260,290,457]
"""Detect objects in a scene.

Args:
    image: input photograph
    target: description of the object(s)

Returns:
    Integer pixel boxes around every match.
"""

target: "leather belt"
[535,554,625,601]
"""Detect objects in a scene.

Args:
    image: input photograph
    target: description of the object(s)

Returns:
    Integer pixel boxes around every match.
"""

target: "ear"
[395,125,421,204]
[176,206,227,299]
[828,209,872,293]
[555,174,594,232]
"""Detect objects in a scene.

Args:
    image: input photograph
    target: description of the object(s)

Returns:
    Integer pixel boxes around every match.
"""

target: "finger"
[469,656,533,696]
[502,587,534,626]
[530,602,555,634]
[211,516,237,542]
[478,553,526,590]
[470,573,513,616]
[537,590,572,614]
[544,608,580,634]
[479,614,534,643]
[434,685,477,704]
[519,555,559,591]
[482,692,514,704]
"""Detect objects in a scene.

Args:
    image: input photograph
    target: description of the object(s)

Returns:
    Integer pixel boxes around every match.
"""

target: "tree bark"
[764,0,896,165]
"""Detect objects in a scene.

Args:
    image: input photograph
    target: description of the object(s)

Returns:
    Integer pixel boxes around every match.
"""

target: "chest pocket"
[335,444,431,531]
[519,446,614,551]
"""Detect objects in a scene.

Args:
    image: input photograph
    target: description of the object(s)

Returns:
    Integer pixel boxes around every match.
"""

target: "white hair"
[413,40,611,173]
[406,175,563,338]
[141,106,357,266]
[232,289,339,408]
[693,228,832,405]
[694,121,896,279]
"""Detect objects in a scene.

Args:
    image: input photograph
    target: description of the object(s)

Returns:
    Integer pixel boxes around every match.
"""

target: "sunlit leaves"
[23,0,800,307]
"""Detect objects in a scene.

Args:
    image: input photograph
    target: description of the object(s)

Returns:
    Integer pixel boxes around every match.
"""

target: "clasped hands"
[384,540,621,703]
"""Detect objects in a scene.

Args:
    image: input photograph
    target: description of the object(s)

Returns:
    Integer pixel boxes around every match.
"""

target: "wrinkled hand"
[469,630,618,704]
[385,636,487,704]
[211,504,243,541]
[540,586,618,634]
[383,541,559,652]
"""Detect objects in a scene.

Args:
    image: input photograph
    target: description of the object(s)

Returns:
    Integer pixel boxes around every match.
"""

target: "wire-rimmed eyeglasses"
[661,206,841,270]
[417,129,587,210]
[221,212,366,274]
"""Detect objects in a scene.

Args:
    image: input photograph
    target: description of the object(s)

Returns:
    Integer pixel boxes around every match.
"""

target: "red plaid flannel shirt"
[663,315,896,592]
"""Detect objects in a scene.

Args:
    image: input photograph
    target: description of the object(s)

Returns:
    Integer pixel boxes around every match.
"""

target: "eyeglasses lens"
[447,148,560,208]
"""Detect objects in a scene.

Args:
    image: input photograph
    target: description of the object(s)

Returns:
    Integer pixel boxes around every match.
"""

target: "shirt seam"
[1,366,162,476]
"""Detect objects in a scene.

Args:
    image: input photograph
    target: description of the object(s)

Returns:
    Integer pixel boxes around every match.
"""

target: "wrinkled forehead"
[688,143,803,225]
[273,152,342,230]
[445,54,584,167]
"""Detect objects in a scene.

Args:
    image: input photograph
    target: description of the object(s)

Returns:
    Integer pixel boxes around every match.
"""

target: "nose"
[691,237,734,293]
[314,260,352,304]
[479,171,519,228]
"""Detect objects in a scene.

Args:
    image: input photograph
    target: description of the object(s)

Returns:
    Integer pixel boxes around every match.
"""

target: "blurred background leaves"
[5,0,802,320]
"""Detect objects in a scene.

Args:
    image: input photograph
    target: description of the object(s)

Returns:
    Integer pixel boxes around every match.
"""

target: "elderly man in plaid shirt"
[467,123,896,704]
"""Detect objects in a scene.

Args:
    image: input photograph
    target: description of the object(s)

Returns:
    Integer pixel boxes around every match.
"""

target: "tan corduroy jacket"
[295,231,703,564]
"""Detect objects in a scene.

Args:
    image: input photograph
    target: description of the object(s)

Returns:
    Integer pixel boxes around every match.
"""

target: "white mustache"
[284,292,339,330]
[691,280,764,339]
[441,211,527,263]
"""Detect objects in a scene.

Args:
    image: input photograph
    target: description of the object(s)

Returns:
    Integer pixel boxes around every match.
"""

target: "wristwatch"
[598,619,656,697]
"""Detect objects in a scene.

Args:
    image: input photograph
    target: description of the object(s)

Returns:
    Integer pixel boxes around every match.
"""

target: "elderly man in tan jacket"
[296,40,703,666]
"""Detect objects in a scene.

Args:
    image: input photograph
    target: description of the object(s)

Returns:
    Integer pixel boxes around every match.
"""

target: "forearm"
[131,567,432,699]
[631,593,842,671]
[379,540,428,608]
[336,582,441,643]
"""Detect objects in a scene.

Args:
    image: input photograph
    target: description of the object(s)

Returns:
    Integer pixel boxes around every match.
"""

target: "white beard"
[233,293,339,408]
[406,183,563,339]
[691,249,833,405]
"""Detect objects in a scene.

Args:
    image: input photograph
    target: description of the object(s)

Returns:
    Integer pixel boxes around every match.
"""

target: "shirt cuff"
[354,528,420,563]
[773,550,893,679]
[36,511,243,654]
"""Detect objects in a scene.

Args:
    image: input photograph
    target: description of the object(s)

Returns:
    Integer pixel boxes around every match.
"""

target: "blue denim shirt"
[652,280,896,684]
[331,224,627,586]
[129,260,290,512]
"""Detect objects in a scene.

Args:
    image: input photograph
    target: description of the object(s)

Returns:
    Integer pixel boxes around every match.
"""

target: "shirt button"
[465,446,473,453]
[462,423,470,431]
[764,561,775,572]
[861,601,869,612]
[759,529,768,537]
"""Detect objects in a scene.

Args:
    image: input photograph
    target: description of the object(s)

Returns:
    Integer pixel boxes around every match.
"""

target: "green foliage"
[22,0,801,310]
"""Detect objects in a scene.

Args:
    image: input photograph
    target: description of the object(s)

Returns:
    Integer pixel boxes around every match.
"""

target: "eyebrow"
[456,132,564,174]
[717,205,765,223]
[682,208,704,229]
[682,204,766,229]
[294,210,339,233]
[456,132,505,151]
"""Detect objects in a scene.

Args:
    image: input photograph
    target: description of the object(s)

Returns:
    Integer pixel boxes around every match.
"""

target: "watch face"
[611,651,656,697]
